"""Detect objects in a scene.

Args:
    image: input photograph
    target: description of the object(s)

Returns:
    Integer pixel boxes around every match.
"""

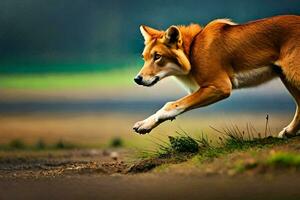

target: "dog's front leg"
[133,102,184,134]
[133,80,232,134]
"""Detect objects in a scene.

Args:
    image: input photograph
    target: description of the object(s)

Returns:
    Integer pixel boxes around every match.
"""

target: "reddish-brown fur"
[134,15,300,137]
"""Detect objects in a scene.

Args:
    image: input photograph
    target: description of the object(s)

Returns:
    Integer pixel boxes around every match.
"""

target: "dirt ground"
[1,174,300,200]
[0,149,134,178]
[1,138,300,200]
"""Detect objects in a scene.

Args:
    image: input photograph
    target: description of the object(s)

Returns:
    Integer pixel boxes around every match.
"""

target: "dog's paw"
[278,128,296,139]
[133,118,156,134]
[278,129,288,139]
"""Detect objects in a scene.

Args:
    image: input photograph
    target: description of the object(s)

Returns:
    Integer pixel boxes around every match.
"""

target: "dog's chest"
[173,75,200,94]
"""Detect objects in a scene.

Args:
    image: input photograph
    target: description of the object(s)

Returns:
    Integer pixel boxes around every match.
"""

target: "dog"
[133,15,300,138]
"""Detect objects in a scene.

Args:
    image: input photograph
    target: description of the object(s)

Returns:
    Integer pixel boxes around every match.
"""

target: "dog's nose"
[134,75,143,84]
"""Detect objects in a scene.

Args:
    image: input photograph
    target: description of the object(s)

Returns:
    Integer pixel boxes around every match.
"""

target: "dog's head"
[134,25,192,87]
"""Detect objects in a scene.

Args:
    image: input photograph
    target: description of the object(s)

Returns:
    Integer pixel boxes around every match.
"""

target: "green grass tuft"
[109,137,124,148]
[233,159,258,173]
[9,139,26,150]
[266,152,300,167]
[136,117,291,172]
[211,120,285,151]
[224,136,284,151]
[35,139,46,150]
[168,135,199,153]
[138,131,212,161]
[147,117,286,165]
[53,140,76,150]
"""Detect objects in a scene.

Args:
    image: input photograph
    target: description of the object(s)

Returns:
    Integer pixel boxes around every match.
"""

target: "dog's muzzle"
[134,75,159,87]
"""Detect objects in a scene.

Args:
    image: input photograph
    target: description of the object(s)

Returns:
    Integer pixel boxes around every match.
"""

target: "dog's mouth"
[134,75,160,87]
[142,76,160,87]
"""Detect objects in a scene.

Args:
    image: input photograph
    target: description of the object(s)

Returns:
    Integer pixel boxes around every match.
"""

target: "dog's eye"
[153,53,162,61]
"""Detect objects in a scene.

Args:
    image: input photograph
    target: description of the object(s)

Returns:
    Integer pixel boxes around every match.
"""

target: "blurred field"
[0,69,136,90]
[0,67,295,150]
[0,111,293,149]
[0,62,297,200]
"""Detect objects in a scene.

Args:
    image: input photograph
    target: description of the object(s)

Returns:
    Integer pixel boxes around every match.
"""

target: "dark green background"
[1,0,300,74]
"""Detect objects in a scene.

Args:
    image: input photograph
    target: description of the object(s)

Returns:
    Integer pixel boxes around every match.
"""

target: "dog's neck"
[178,24,202,59]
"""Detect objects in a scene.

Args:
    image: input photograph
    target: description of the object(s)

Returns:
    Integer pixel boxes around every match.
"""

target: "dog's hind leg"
[277,44,300,138]
[278,75,300,138]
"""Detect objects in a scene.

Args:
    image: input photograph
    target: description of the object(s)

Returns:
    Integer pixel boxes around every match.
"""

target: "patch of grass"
[153,163,172,172]
[109,137,124,148]
[234,161,247,173]
[151,132,211,158]
[196,147,225,162]
[134,132,222,172]
[233,159,258,173]
[53,140,76,150]
[169,135,199,153]
[151,124,285,162]
[266,152,300,168]
[211,118,285,152]
[9,139,26,150]
[196,123,285,163]
[223,135,284,151]
[35,139,46,150]
[142,116,287,171]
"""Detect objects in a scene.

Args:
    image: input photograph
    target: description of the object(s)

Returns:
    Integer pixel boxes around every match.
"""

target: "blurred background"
[0,0,299,149]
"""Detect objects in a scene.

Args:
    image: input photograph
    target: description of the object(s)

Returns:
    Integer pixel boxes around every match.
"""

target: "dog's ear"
[164,26,182,47]
[140,25,162,42]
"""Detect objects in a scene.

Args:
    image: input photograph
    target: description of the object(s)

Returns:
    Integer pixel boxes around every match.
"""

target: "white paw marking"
[278,129,288,139]
[278,127,297,138]
[133,116,158,134]
[133,102,185,134]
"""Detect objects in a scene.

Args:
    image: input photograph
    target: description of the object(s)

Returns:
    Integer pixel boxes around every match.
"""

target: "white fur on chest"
[173,75,200,94]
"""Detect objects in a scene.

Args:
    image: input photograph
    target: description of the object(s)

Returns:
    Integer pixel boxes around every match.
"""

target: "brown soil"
[0,149,132,179]
[1,172,300,200]
[1,138,300,200]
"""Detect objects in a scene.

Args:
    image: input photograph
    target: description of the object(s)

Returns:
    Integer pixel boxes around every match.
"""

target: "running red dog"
[133,15,300,138]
